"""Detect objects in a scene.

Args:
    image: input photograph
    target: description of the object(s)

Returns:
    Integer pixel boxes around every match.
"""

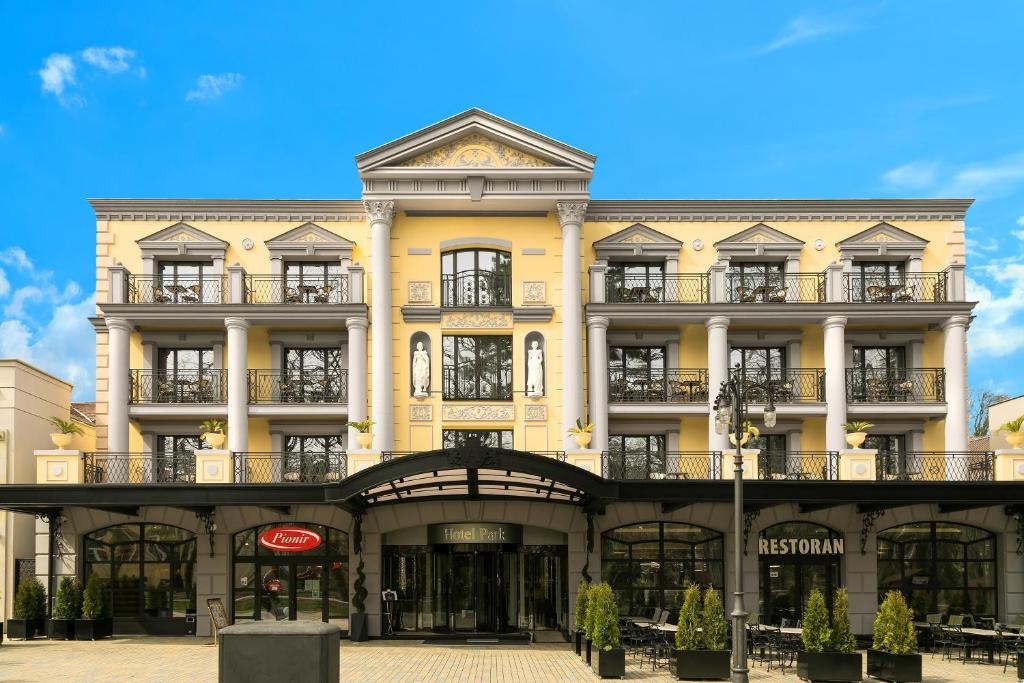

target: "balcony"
[441,271,512,307]
[126,276,225,304]
[83,452,196,484]
[726,273,825,303]
[729,369,826,403]
[244,275,349,304]
[846,368,944,403]
[609,369,708,403]
[758,451,837,481]
[602,451,722,480]
[130,370,226,403]
[844,272,947,303]
[234,452,347,483]
[248,370,348,404]
[605,274,708,303]
[875,451,993,481]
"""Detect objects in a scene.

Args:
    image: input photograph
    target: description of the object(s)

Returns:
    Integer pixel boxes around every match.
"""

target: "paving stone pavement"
[0,638,1020,682]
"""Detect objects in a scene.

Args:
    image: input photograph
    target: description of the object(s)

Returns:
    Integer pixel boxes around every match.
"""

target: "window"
[606,263,666,303]
[283,262,343,303]
[609,346,666,401]
[851,262,907,303]
[731,347,786,378]
[602,522,724,619]
[877,522,997,620]
[156,262,218,303]
[155,436,200,483]
[759,523,843,625]
[441,249,512,307]
[853,347,906,371]
[442,430,513,449]
[283,436,344,483]
[606,435,666,479]
[442,336,513,400]
[158,349,214,372]
[850,347,910,402]
[153,349,217,403]
[727,262,785,303]
[866,434,912,478]
[747,434,788,475]
[282,348,344,402]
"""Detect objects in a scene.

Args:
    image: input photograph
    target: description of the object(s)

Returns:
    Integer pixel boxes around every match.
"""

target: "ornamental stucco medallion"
[441,311,513,329]
[408,281,432,304]
[525,404,547,421]
[409,405,433,421]
[442,404,515,421]
[522,281,546,304]
[398,133,554,169]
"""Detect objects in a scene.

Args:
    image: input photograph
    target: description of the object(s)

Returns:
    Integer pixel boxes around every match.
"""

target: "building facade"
[4,110,1023,639]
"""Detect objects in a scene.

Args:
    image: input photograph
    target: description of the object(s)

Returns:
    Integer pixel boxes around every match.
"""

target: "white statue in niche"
[412,341,430,398]
[526,340,544,397]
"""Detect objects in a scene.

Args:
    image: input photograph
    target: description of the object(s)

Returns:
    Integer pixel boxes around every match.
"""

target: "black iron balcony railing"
[758,451,838,481]
[726,273,825,303]
[83,452,196,484]
[233,452,347,483]
[247,369,348,403]
[441,271,512,307]
[844,273,947,303]
[130,369,227,404]
[608,369,709,403]
[605,274,709,304]
[875,451,994,482]
[601,451,722,480]
[126,276,225,304]
[244,275,349,304]
[729,368,826,402]
[441,365,513,401]
[846,368,945,403]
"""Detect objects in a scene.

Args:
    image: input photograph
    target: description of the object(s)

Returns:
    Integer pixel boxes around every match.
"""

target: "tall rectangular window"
[441,249,512,307]
[606,263,665,302]
[730,347,786,378]
[156,262,217,303]
[442,336,513,400]
[283,262,342,303]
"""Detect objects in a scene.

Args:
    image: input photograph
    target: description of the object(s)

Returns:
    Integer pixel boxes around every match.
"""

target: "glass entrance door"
[762,561,837,625]
[259,565,291,621]
[450,550,497,632]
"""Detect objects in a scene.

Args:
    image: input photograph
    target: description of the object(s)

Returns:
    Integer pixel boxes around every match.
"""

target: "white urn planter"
[50,433,73,450]
[202,432,226,450]
[571,432,593,449]
[355,432,373,450]
[1006,431,1024,450]
[728,433,751,447]
[845,431,868,449]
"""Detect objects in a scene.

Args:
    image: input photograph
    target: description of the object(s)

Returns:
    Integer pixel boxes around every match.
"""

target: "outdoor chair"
[313,284,334,303]
[1004,633,1024,674]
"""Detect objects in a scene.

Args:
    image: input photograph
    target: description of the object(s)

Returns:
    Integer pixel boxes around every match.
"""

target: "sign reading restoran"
[758,537,844,556]
[427,523,523,545]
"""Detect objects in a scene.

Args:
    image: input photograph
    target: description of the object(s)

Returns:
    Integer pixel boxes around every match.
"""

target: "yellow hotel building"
[6,110,1023,640]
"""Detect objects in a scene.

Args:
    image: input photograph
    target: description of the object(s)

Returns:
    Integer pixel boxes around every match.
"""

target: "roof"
[71,402,96,426]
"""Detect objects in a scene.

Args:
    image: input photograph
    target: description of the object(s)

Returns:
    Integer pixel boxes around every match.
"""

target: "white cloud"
[0,246,34,270]
[882,161,940,190]
[186,73,243,102]
[38,53,82,107]
[755,14,853,54]
[0,268,9,298]
[967,265,1024,358]
[81,46,137,74]
[880,152,1024,199]
[1017,216,1024,226]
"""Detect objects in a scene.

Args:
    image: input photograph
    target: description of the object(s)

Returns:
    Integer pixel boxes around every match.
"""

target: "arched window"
[602,522,724,617]
[441,248,512,307]
[83,523,197,634]
[877,522,997,619]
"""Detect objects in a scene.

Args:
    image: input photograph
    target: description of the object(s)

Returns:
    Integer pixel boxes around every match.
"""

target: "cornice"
[88,199,366,222]
[585,199,974,222]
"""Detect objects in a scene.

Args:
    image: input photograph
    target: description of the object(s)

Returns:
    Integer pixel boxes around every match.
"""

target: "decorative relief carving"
[398,133,555,169]
[408,281,432,304]
[525,404,547,421]
[556,201,589,226]
[166,231,198,242]
[621,233,656,243]
[742,233,777,243]
[522,281,546,304]
[441,311,513,329]
[294,232,326,242]
[362,199,396,224]
[866,232,898,242]
[409,404,433,421]
[442,404,515,421]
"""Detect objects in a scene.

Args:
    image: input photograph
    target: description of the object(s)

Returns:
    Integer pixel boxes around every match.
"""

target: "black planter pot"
[574,631,583,656]
[673,649,731,680]
[592,646,626,679]
[1018,656,1024,679]
[796,651,862,682]
[349,613,369,642]
[73,618,113,640]
[866,649,921,682]
[46,619,75,640]
[6,619,43,640]
[585,639,592,664]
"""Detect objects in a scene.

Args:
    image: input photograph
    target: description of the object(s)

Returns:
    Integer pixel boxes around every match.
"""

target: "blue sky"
[1,1,1023,401]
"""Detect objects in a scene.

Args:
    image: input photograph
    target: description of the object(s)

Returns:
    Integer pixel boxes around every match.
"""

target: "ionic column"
[586,316,610,452]
[706,316,730,451]
[823,316,848,452]
[106,317,132,454]
[942,315,970,452]
[558,201,588,449]
[225,317,250,453]
[346,317,369,449]
[364,200,396,451]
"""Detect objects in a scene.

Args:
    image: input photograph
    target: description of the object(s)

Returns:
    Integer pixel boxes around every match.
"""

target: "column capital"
[345,316,369,331]
[363,199,396,225]
[105,317,133,333]
[705,315,730,331]
[941,314,970,330]
[822,315,848,330]
[224,317,251,331]
[586,315,610,331]
[556,201,588,227]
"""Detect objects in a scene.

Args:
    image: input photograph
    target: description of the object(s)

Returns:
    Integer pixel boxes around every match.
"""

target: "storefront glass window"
[758,522,843,626]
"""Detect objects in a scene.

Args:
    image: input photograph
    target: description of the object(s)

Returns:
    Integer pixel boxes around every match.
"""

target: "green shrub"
[872,590,917,655]
[81,574,108,619]
[675,583,702,650]
[830,587,857,653]
[53,577,82,620]
[702,588,728,651]
[587,583,621,651]
[353,558,368,613]
[574,581,590,634]
[14,578,46,622]
[801,589,832,653]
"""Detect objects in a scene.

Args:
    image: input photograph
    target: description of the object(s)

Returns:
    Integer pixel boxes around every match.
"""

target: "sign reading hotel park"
[258,527,323,552]
[427,523,523,545]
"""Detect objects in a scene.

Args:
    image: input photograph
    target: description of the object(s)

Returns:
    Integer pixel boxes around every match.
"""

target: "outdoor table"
[959,627,1001,663]
[651,623,677,633]
[627,616,657,625]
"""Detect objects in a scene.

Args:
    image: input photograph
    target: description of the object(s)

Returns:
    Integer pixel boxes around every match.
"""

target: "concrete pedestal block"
[566,449,601,475]
[994,449,1024,481]
[347,450,382,476]
[218,621,340,683]
[35,450,83,484]
[196,450,233,483]
[839,448,878,481]
[722,449,759,479]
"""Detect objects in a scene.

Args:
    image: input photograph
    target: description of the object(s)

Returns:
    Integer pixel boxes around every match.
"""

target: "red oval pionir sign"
[258,527,323,552]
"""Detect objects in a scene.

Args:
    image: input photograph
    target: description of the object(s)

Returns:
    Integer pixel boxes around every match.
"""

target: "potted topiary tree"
[47,576,82,639]
[7,578,46,639]
[868,590,921,682]
[573,580,590,658]
[75,574,112,640]
[672,584,730,680]
[796,588,862,682]
[587,583,625,679]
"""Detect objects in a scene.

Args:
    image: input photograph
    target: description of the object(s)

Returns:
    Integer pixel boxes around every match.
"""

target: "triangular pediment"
[595,223,683,247]
[593,223,682,259]
[836,222,928,247]
[396,132,556,169]
[137,222,227,247]
[715,223,804,247]
[266,223,355,247]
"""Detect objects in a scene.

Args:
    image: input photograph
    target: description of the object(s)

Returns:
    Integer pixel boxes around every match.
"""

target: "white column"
[586,316,610,452]
[225,317,250,453]
[346,317,369,449]
[106,317,132,453]
[706,316,730,451]
[558,201,588,449]
[823,316,848,452]
[942,315,970,452]
[364,200,396,451]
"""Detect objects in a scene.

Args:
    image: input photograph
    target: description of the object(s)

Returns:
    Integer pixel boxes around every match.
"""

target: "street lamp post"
[713,367,784,683]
